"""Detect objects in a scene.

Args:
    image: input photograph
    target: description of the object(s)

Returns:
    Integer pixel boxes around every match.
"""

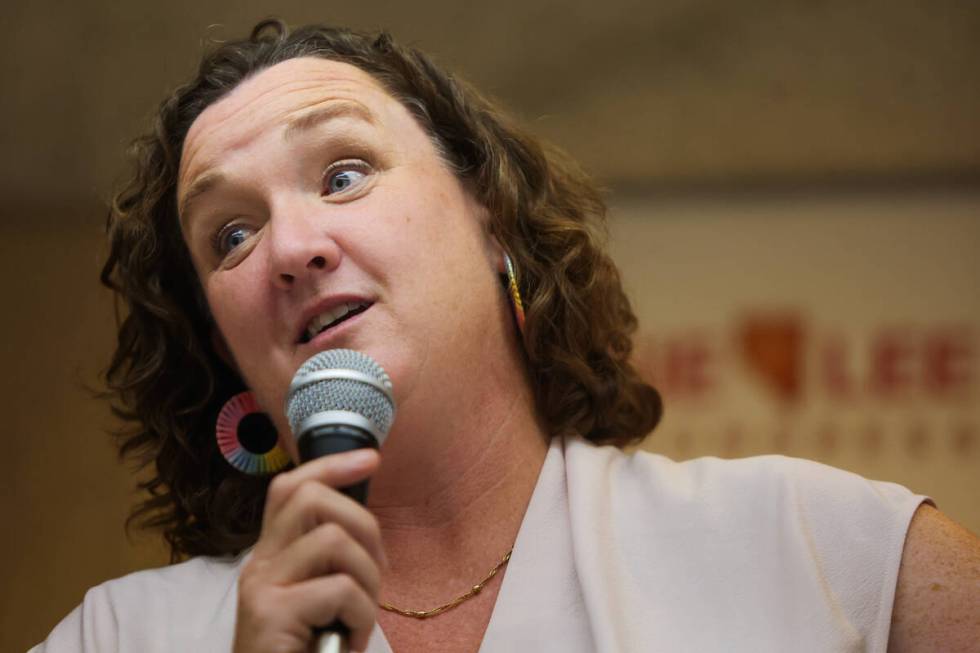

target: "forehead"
[179,57,400,181]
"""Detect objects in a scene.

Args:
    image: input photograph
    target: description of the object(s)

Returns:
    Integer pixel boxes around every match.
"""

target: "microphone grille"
[285,349,395,442]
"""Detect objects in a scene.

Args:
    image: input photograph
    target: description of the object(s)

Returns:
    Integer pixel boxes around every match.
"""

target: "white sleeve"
[28,584,118,653]
[28,556,242,653]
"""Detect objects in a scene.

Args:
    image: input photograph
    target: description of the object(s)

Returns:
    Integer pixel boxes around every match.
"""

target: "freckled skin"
[888,504,980,652]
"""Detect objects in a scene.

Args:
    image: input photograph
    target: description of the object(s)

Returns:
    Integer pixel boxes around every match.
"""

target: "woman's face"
[177,57,504,460]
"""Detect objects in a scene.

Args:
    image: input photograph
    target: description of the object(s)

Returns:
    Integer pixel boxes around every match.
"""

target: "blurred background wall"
[2,1,977,650]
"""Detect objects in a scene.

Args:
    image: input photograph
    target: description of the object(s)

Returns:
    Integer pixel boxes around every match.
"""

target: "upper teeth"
[306,302,367,339]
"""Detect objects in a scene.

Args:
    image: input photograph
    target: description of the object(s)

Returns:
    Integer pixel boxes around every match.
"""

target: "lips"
[298,301,371,344]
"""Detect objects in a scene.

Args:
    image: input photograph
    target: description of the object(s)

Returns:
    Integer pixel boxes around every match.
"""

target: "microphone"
[285,349,396,653]
[286,348,396,498]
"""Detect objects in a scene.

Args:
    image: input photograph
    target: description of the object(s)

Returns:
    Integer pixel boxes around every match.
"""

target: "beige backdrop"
[614,190,980,530]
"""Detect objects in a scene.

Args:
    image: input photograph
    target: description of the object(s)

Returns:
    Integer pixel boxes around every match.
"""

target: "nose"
[265,204,342,290]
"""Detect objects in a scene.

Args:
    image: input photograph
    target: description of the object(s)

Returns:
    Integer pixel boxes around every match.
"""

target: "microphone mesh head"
[286,349,395,443]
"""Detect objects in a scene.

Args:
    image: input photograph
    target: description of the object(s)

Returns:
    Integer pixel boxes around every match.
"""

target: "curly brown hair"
[102,18,662,561]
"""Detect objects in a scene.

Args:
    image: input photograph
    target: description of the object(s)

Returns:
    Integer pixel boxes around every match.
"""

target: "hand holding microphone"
[233,350,394,653]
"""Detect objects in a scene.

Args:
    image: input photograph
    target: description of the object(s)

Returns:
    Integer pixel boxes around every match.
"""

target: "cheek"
[204,276,284,408]
[202,250,275,345]
[207,279,259,349]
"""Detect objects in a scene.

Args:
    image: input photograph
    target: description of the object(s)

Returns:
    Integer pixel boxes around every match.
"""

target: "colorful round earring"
[215,391,290,475]
[503,252,526,337]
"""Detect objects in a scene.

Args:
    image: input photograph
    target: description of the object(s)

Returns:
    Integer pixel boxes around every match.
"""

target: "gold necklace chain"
[378,548,513,619]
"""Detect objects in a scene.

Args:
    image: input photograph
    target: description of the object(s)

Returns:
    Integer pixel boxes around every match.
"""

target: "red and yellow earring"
[503,252,526,337]
[215,391,290,475]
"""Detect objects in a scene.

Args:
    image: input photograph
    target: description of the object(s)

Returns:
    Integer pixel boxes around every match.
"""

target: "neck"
[369,390,548,529]
[366,345,549,596]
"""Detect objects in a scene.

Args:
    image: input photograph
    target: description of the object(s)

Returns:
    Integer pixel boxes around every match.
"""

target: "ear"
[469,195,507,275]
[487,233,509,276]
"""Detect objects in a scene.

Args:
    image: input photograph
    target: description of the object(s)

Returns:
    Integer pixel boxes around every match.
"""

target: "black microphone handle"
[298,423,379,503]
[297,423,380,651]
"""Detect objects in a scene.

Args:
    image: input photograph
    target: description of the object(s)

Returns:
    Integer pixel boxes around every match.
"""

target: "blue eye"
[324,167,368,195]
[215,224,255,255]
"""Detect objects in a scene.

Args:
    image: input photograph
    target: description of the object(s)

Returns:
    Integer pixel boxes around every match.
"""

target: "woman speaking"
[33,19,979,653]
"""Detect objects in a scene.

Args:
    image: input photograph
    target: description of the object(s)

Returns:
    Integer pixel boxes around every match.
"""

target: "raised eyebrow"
[178,170,226,227]
[283,100,377,141]
[178,102,375,223]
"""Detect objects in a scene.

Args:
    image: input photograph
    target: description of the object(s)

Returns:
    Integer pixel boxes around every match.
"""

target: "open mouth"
[298,301,371,344]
